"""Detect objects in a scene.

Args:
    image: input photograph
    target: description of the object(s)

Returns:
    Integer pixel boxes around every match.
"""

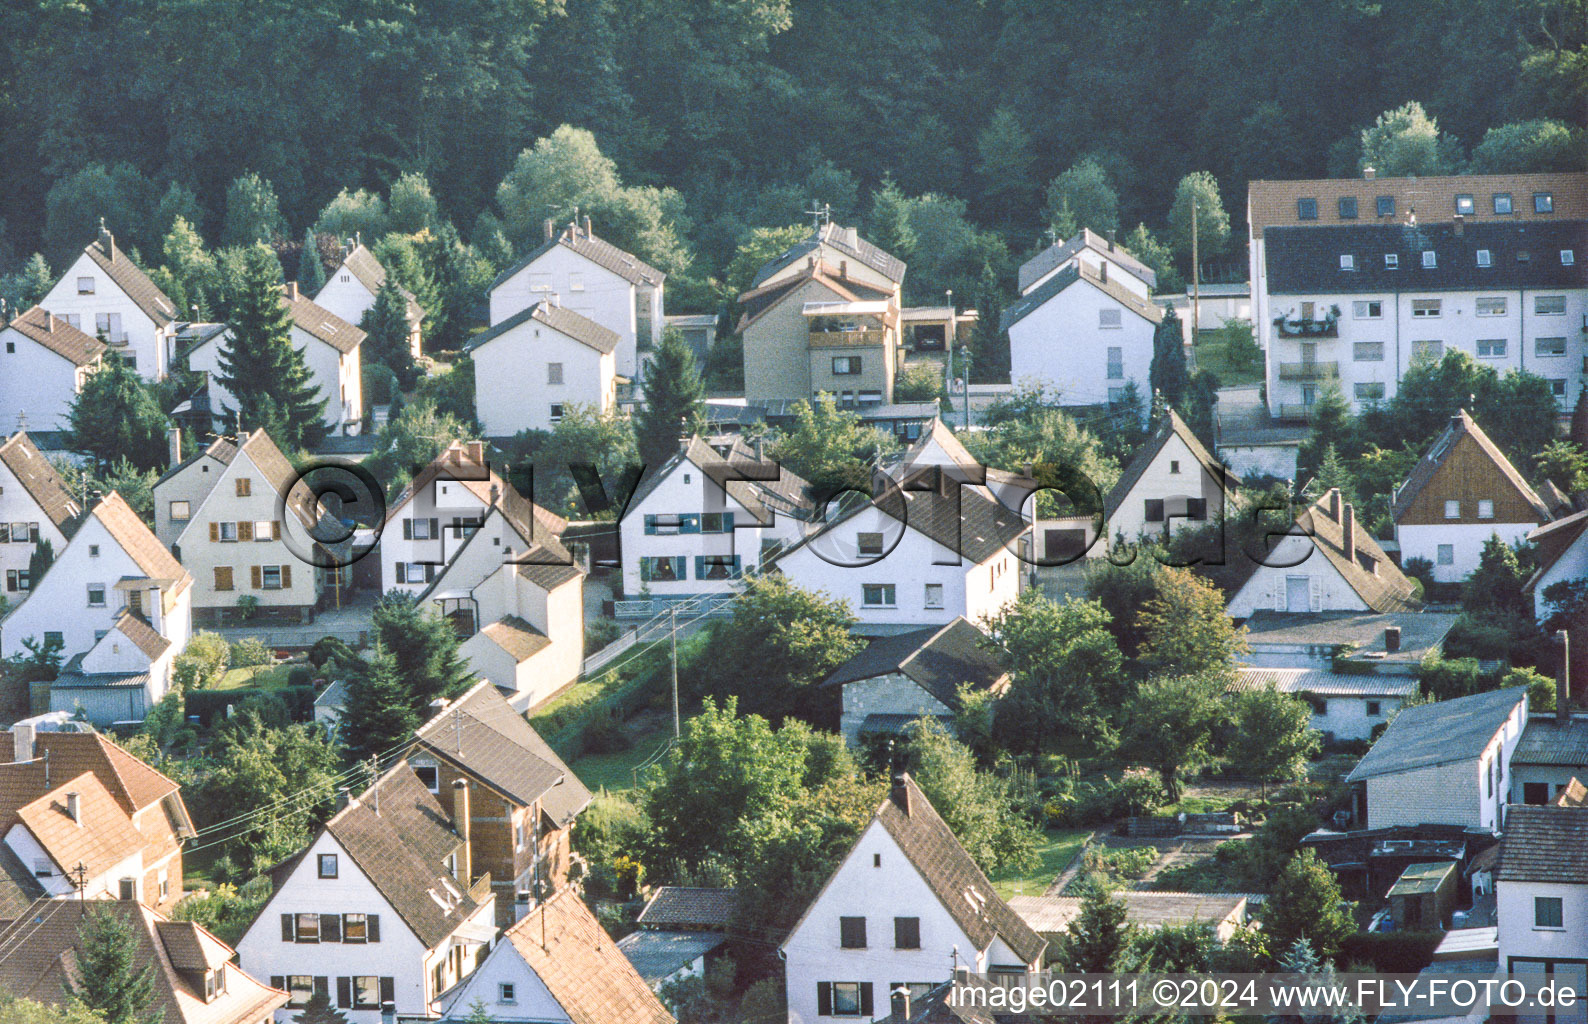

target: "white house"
[185,282,365,434]
[1229,667,1416,743]
[1391,411,1553,583]
[1525,511,1588,625]
[1345,687,1529,831]
[1098,408,1235,556]
[620,435,815,601]
[1002,261,1166,408]
[1494,804,1588,974]
[1017,228,1156,298]
[468,300,619,437]
[235,763,497,1024]
[781,774,1045,1024]
[436,889,674,1023]
[0,431,83,600]
[489,217,664,381]
[315,243,425,358]
[1226,488,1420,618]
[40,225,179,380]
[0,307,106,433]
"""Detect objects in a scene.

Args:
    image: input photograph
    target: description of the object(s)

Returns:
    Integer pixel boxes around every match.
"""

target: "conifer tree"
[867,175,916,262]
[360,279,419,388]
[1054,885,1133,972]
[67,357,169,471]
[18,253,53,306]
[635,328,705,470]
[294,991,351,1024]
[64,903,162,1024]
[296,229,326,294]
[216,244,326,449]
[338,641,419,765]
[1149,305,1188,409]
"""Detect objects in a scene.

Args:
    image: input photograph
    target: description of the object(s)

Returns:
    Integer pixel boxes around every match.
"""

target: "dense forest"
[0,0,1582,307]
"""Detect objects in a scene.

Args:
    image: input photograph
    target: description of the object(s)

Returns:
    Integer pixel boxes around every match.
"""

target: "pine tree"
[1297,379,1353,482]
[296,229,326,294]
[294,991,351,1024]
[216,244,326,449]
[339,641,419,765]
[1055,884,1133,972]
[1315,443,1358,505]
[371,591,471,711]
[359,279,419,389]
[67,357,169,471]
[968,262,1009,384]
[18,253,53,306]
[635,328,705,470]
[1149,305,1188,408]
[26,538,53,589]
[64,903,162,1024]
[867,175,916,262]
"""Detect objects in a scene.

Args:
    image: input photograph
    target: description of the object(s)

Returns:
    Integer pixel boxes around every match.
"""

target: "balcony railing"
[1273,314,1339,339]
[809,328,886,348]
[1277,403,1315,422]
[1278,361,1339,381]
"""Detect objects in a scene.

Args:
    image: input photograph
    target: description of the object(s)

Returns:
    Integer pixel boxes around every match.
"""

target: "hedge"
[185,685,316,727]
[1340,930,1443,972]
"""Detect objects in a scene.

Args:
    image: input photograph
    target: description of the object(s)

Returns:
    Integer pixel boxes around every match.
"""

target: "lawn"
[215,664,291,690]
[564,714,675,795]
[990,827,1091,900]
[1193,331,1263,386]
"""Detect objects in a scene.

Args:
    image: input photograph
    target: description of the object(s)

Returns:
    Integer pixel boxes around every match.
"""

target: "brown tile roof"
[1392,411,1550,523]
[387,441,567,539]
[0,432,84,535]
[627,434,816,529]
[502,889,675,1024]
[872,977,998,1023]
[1248,171,1588,239]
[83,231,178,326]
[108,611,172,661]
[1275,489,1420,614]
[635,886,743,930]
[490,223,667,293]
[1525,508,1588,596]
[1496,804,1588,884]
[282,286,365,354]
[92,492,190,590]
[1105,408,1235,520]
[326,244,425,324]
[468,300,621,356]
[478,614,552,662]
[5,306,106,366]
[1557,777,1588,807]
[0,730,182,819]
[14,771,147,879]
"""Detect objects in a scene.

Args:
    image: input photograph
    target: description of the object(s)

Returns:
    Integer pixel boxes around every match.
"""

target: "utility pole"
[1191,193,1201,352]
[669,604,680,740]
[70,862,87,902]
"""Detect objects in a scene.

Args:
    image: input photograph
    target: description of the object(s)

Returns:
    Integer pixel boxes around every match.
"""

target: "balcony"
[1278,361,1339,381]
[808,327,886,348]
[1273,311,1340,339]
[1277,403,1315,422]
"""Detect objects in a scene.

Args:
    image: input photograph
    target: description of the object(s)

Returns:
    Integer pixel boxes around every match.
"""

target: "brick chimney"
[890,772,911,816]
[167,428,182,471]
[452,778,471,885]
[1327,487,1341,522]
[284,281,299,302]
[465,440,485,464]
[11,723,33,764]
[1341,502,1356,562]
[1363,165,1376,181]
[65,791,80,824]
[891,984,913,1021]
[582,214,592,238]
[44,312,54,332]
[544,217,555,241]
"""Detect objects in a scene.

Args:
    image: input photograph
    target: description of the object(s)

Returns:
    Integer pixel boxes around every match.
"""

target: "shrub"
[286,664,315,688]
[1339,931,1443,973]
[894,362,947,402]
[309,636,354,668]
[1049,770,1166,826]
[584,618,622,656]
[580,710,631,756]
[235,594,260,620]
[173,631,230,691]
[230,637,273,668]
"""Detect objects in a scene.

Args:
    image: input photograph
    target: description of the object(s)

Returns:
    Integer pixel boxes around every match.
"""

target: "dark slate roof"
[0,843,45,919]
[1391,411,1550,523]
[1000,262,1166,334]
[1495,805,1588,883]
[1512,715,1588,767]
[1525,508,1588,595]
[822,618,1008,707]
[635,886,743,930]
[325,244,425,324]
[0,432,84,535]
[616,929,727,985]
[1235,490,1420,615]
[1264,220,1588,295]
[627,435,816,528]
[1347,687,1528,781]
[1240,610,1458,664]
[5,306,106,366]
[1018,227,1157,293]
[749,222,906,289]
[872,977,998,1023]
[490,223,665,292]
[1104,408,1235,520]
[82,231,177,326]
[467,300,619,356]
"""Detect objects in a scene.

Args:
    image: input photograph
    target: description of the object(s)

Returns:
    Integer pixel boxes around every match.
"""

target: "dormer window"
[1384,253,1399,269]
[1476,249,1492,267]
[1338,197,1358,219]
[1297,198,1318,220]
[1339,254,1355,270]
[1535,192,1554,213]
[1494,193,1513,214]
[1422,251,1437,268]
[1563,250,1576,266]
[1454,194,1474,215]
[1377,196,1395,217]
[204,966,227,1001]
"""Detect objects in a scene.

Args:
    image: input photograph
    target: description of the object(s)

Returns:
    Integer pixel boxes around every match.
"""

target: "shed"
[1387,861,1457,931]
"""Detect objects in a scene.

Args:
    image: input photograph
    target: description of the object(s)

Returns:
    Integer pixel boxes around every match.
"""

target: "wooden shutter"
[272,520,282,540]
[213,567,232,591]
[816,983,832,1016]
[251,566,262,589]
[313,976,328,1000]
[238,520,254,541]
[209,522,219,542]
[424,563,435,582]
[429,517,439,537]
[280,914,293,941]
[320,912,339,941]
[378,977,394,1003]
[402,519,412,539]
[367,914,380,942]
[336,977,351,1008]
[859,982,873,1016]
[271,976,284,991]
[281,564,292,589]
[395,563,406,584]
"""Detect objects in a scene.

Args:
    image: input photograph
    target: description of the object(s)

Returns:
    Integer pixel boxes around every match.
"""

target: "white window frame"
[1562,250,1575,266]
[1536,337,1567,357]
[169,500,191,521]
[1476,249,1492,267]
[924,583,944,609]
[549,403,565,422]
[76,277,94,294]
[1437,544,1455,565]
[862,583,896,608]
[86,583,105,607]
[1422,250,1437,268]
[1475,297,1506,316]
[1352,300,1382,319]
[1535,295,1567,316]
[1410,299,1441,318]
[1339,254,1355,270]
[1384,253,1399,269]
[1478,500,1494,519]
[1353,342,1385,362]
[547,362,563,385]
[1445,500,1461,519]
[1476,339,1506,358]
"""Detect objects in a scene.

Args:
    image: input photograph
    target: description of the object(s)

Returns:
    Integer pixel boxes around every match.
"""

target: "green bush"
[1048,770,1166,826]
[894,362,947,402]
[580,709,631,756]
[286,664,315,688]
[1340,931,1443,972]
[173,631,230,691]
[230,637,273,668]
[585,618,622,656]
[185,684,315,726]
[308,636,354,668]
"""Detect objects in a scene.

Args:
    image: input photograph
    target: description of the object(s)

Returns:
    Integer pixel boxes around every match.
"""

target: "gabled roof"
[736,258,891,332]
[499,889,675,1024]
[635,886,743,930]
[466,300,619,356]
[81,230,178,326]
[1104,408,1234,520]
[0,432,83,535]
[1511,715,1588,767]
[477,614,551,663]
[1018,227,1157,294]
[324,244,425,324]
[1229,667,1418,699]
[616,929,727,986]
[749,222,906,289]
[822,618,1008,708]
[386,440,567,539]
[1347,687,1528,781]
[1000,262,1166,334]
[154,435,238,487]
[4,306,106,366]
[872,977,998,1023]
[282,286,365,354]
[0,729,182,818]
[107,610,172,661]
[1496,804,1588,884]
[490,222,665,293]
[13,771,146,879]
[1391,411,1550,522]
[91,492,192,593]
[1539,479,1577,518]
[1525,508,1588,595]
[1243,489,1419,615]
[627,434,816,528]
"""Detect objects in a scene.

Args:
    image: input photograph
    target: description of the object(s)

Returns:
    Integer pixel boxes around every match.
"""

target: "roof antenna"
[805,200,830,231]
[453,708,463,754]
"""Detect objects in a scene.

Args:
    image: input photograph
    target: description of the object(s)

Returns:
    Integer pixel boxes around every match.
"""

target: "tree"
[151,181,203,246]
[215,244,326,449]
[635,329,705,470]
[974,106,1037,223]
[338,641,420,766]
[63,903,162,1024]
[1463,535,1530,618]
[723,223,808,298]
[1052,884,1133,973]
[314,189,389,244]
[513,403,639,516]
[172,631,230,691]
[388,171,441,235]
[222,172,287,247]
[1149,307,1188,408]
[1357,101,1462,178]
[768,394,897,495]
[0,993,107,1024]
[1084,556,1163,659]
[1166,172,1230,265]
[18,253,53,305]
[1536,439,1588,493]
[1042,157,1120,239]
[43,162,152,266]
[1469,119,1584,173]
[908,718,1040,874]
[1264,850,1355,962]
[1120,675,1226,801]
[67,359,168,471]
[293,991,352,1024]
[1137,568,1248,684]
[1227,689,1320,795]
[867,176,917,264]
[26,537,54,590]
[1297,379,1353,482]
[360,279,420,388]
[295,229,326,294]
[371,591,471,712]
[1314,444,1358,507]
[1123,223,1181,292]
[161,216,217,311]
[364,399,473,502]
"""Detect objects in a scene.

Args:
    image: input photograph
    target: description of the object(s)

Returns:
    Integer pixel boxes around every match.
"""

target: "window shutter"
[209,522,219,542]
[238,520,253,541]
[251,566,262,589]
[280,914,293,941]
[644,515,656,536]
[273,521,282,540]
[337,977,351,1008]
[271,976,284,992]
[816,983,833,1016]
[313,977,328,1000]
[425,563,435,582]
[395,563,406,584]
[379,977,394,1003]
[694,556,705,579]
[320,912,339,942]
[859,982,874,1017]
[673,556,685,580]
[367,914,380,942]
[403,519,412,540]
[281,564,292,589]
[429,518,439,537]
[639,559,650,582]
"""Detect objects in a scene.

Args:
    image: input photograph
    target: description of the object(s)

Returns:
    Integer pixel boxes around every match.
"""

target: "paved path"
[1043,831,1097,896]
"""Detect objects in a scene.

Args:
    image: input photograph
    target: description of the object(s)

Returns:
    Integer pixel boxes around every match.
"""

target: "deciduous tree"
[1227,688,1320,794]
[1042,157,1120,239]
[1137,568,1248,684]
[1166,172,1229,264]
[221,172,287,246]
[1120,675,1226,801]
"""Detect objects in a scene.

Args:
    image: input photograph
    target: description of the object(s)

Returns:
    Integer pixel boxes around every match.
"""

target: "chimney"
[335,786,352,811]
[465,440,485,464]
[503,546,518,613]
[1454,214,1465,236]
[99,224,115,258]
[544,217,555,241]
[284,281,298,302]
[891,984,913,1020]
[1558,631,1572,724]
[1384,626,1401,653]
[452,778,472,885]
[582,214,592,238]
[65,792,80,824]
[1327,488,1341,522]
[1099,261,1108,284]
[11,723,34,764]
[167,428,182,471]
[1341,502,1356,562]
[380,1004,396,1024]
[840,259,848,278]
[44,312,54,333]
[890,773,911,816]
[1363,165,1376,180]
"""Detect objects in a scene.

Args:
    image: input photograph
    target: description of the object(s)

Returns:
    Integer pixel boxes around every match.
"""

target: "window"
[297,913,321,943]
[350,976,382,1009]
[1170,460,1181,474]
[1422,250,1437,268]
[4,342,10,353]
[818,981,871,1017]
[1365,701,1382,717]
[1353,342,1385,362]
[1475,499,1495,520]
[1562,250,1576,266]
[1352,300,1382,319]
[1107,386,1127,405]
[1106,346,1123,379]
[1535,896,1564,929]
[203,966,225,1000]
[640,556,684,582]
[317,854,337,878]
[261,565,284,589]
[411,517,436,540]
[6,570,29,593]
[549,403,565,422]
[1476,249,1492,267]
[568,272,585,292]
[862,584,896,607]
[856,532,884,556]
[1494,193,1513,214]
[1536,295,1567,315]
[1445,500,1461,519]
[1339,254,1355,270]
[1338,196,1358,219]
[1384,253,1399,269]
[1437,544,1454,565]
[1411,340,1443,361]
[1537,337,1567,357]
[1297,198,1318,220]
[832,356,862,375]
[1099,308,1122,329]
[76,277,94,294]
[1186,497,1208,520]
[894,917,921,949]
[1476,296,1506,316]
[696,555,740,580]
[213,566,233,591]
[839,916,867,948]
[1534,192,1554,213]
[924,583,943,608]
[500,983,517,1004]
[1144,498,1165,522]
[1377,196,1395,217]
[43,630,61,648]
[700,512,733,533]
[342,913,369,943]
[218,521,237,542]
[286,977,318,1009]
[235,478,251,497]
[169,500,190,521]
[412,764,439,791]
[547,362,563,384]
[1411,299,1441,317]
[86,583,105,607]
[1553,378,1568,399]
[1475,338,1507,358]
[1455,194,1475,215]
[1354,382,1386,401]
[254,520,275,541]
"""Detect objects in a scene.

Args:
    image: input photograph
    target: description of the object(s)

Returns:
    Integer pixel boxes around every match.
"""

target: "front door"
[1045,529,1087,563]
[1285,575,1310,612]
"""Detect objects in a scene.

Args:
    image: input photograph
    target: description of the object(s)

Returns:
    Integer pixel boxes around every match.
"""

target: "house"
[489,217,664,381]
[315,242,425,358]
[771,469,1026,634]
[1229,667,1417,743]
[1009,892,1252,950]
[185,282,365,434]
[1525,510,1588,624]
[751,221,907,298]
[405,681,592,923]
[235,762,497,1024]
[1239,610,1458,673]
[0,307,106,433]
[1017,228,1157,298]
[435,888,675,1023]
[664,313,718,369]
[468,299,620,437]
[1226,488,1420,618]
[618,886,741,991]
[1345,687,1529,830]
[39,225,179,380]
[1494,804,1588,970]
[870,974,997,1024]
[1002,261,1166,408]
[620,435,816,602]
[0,431,84,602]
[781,773,1045,1024]
[1096,408,1235,557]
[822,618,1009,747]
[0,898,286,1024]
[0,492,193,725]
[1392,411,1552,583]
[1509,690,1588,806]
[0,720,194,912]
[154,428,339,625]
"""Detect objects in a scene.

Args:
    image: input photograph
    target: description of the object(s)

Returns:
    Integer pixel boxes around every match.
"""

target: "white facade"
[1530,525,1588,622]
[472,314,616,437]
[1226,532,1366,617]
[1399,522,1533,585]
[1497,878,1588,969]
[1307,694,1401,743]
[1007,278,1159,408]
[40,249,173,380]
[0,322,99,433]
[1105,431,1229,550]
[381,473,495,596]
[435,937,574,1022]
[186,321,363,434]
[838,674,951,747]
[1217,442,1299,483]
[0,440,77,603]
